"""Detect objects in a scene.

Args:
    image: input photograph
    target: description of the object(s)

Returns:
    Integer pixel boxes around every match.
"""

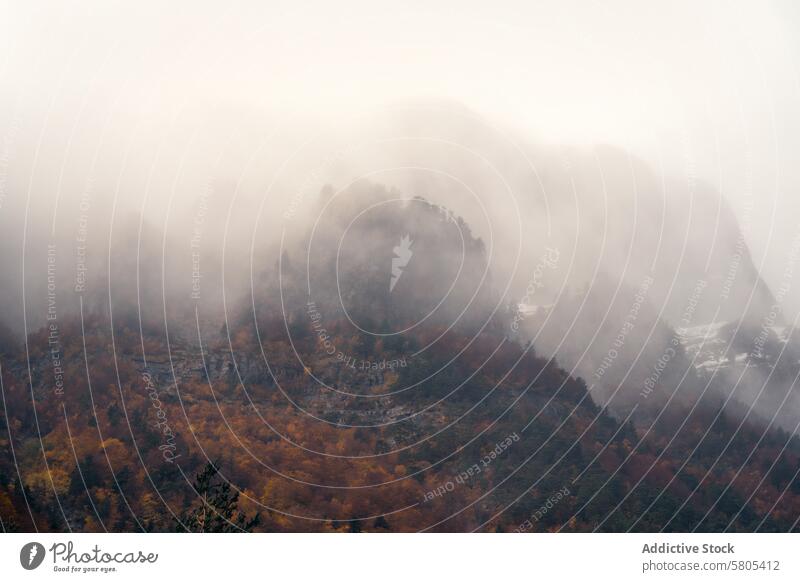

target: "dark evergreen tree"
[180,462,260,532]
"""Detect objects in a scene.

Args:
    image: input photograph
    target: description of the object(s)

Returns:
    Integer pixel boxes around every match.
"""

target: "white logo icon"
[390,234,414,292]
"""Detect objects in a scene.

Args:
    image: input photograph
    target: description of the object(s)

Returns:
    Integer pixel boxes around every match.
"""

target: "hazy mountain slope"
[1,186,798,533]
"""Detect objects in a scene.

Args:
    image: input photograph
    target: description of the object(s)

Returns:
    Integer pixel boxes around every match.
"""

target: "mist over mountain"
[1,99,799,534]
[0,103,790,425]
